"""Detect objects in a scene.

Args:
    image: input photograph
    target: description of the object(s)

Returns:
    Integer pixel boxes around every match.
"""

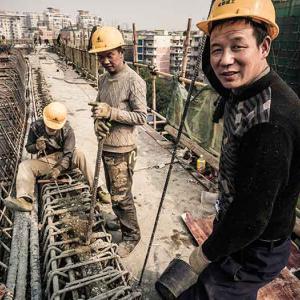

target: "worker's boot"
[97,185,111,204]
[117,239,140,258]
[2,196,33,212]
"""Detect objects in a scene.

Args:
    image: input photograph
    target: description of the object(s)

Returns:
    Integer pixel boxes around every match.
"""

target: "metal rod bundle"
[40,171,142,300]
[0,49,28,284]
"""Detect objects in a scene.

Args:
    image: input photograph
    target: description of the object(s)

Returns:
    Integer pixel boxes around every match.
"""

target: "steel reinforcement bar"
[0,49,28,286]
[40,171,142,300]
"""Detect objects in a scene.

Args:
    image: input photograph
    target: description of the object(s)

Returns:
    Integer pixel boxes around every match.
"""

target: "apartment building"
[186,32,205,80]
[137,30,171,73]
[44,8,71,35]
[24,12,44,29]
[170,33,184,74]
[76,10,102,30]
[0,11,27,40]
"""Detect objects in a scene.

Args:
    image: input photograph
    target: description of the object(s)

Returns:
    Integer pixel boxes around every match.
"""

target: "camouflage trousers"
[102,149,140,241]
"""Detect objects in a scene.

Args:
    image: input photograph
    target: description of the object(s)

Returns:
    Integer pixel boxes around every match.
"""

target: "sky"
[0,0,211,31]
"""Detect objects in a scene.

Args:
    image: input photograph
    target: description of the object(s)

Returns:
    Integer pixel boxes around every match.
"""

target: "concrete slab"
[34,50,205,298]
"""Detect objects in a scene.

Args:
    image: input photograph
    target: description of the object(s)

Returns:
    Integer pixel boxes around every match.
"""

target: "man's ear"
[261,36,272,59]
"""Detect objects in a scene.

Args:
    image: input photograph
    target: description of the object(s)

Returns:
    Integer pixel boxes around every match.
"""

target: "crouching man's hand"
[36,137,46,151]
[45,167,61,180]
[189,246,211,274]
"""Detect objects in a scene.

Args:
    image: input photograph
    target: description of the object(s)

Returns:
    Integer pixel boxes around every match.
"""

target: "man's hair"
[210,17,268,46]
[116,47,124,54]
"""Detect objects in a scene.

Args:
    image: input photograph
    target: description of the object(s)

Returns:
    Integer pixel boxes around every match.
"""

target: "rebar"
[0,49,28,284]
[40,171,141,299]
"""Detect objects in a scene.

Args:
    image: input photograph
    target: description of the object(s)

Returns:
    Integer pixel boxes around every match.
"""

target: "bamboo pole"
[95,54,99,83]
[151,58,157,130]
[83,28,86,49]
[181,18,192,79]
[132,23,139,74]
[128,62,206,88]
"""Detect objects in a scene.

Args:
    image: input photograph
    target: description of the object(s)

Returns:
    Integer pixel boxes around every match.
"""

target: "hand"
[91,102,112,119]
[94,119,111,139]
[45,167,61,180]
[36,137,46,151]
[189,246,210,274]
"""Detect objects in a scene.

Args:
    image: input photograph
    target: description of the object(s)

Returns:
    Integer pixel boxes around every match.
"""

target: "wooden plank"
[165,124,219,170]
[143,124,173,147]
[287,242,300,270]
[258,268,300,300]
[181,212,213,245]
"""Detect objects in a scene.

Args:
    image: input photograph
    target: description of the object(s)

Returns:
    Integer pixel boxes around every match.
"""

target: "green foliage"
[138,67,174,116]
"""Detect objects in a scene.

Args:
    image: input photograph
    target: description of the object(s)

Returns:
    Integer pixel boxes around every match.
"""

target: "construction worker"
[88,27,147,257]
[2,102,106,211]
[179,0,300,298]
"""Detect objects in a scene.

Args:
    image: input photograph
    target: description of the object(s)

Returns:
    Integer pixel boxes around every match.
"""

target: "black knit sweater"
[203,70,300,262]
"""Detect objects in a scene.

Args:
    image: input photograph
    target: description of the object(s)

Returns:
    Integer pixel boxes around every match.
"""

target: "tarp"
[166,79,223,155]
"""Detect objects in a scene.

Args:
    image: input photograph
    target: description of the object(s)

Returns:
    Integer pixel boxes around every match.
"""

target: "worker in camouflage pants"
[88,26,147,257]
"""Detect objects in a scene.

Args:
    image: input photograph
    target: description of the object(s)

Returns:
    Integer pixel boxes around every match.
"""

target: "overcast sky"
[0,0,211,30]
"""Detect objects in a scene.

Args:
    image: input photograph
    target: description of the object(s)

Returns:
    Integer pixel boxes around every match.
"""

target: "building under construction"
[1,1,300,300]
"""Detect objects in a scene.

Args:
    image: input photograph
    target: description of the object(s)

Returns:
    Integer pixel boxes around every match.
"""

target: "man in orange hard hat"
[88,26,147,257]
[179,0,300,298]
[2,102,96,211]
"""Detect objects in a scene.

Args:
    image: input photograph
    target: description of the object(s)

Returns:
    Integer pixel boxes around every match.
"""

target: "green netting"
[273,0,300,17]
[166,79,223,155]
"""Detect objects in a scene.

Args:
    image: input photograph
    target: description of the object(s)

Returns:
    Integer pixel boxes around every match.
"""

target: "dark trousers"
[178,238,291,300]
[102,149,140,241]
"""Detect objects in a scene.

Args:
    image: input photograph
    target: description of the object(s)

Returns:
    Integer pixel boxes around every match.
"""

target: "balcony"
[145,43,156,48]
[170,49,183,54]
[170,56,183,62]
[145,50,156,56]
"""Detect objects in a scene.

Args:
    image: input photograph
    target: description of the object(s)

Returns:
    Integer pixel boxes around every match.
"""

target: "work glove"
[45,167,61,180]
[97,185,111,204]
[36,137,46,151]
[91,102,112,119]
[189,246,211,274]
[94,119,111,139]
[0,283,7,300]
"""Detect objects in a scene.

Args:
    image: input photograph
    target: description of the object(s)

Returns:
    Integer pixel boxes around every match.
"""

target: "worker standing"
[88,27,147,257]
[2,102,99,211]
[180,0,300,298]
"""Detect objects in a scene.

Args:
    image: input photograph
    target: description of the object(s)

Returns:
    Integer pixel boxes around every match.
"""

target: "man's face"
[210,21,270,90]
[98,49,124,74]
[45,126,57,136]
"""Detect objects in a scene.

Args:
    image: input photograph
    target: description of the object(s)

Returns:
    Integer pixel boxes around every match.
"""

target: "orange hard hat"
[197,0,279,40]
[43,102,67,130]
[88,26,125,54]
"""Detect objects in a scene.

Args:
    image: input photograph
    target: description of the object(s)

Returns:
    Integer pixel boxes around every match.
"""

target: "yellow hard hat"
[88,26,125,54]
[197,0,279,40]
[43,102,67,130]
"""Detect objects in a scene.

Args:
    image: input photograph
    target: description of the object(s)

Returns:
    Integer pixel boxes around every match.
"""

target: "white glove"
[189,246,211,274]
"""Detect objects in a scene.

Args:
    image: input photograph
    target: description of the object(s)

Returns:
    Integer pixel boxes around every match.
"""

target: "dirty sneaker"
[97,186,111,204]
[2,196,33,212]
[117,240,140,258]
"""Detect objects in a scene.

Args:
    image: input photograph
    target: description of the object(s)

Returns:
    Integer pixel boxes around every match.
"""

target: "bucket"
[155,258,198,299]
